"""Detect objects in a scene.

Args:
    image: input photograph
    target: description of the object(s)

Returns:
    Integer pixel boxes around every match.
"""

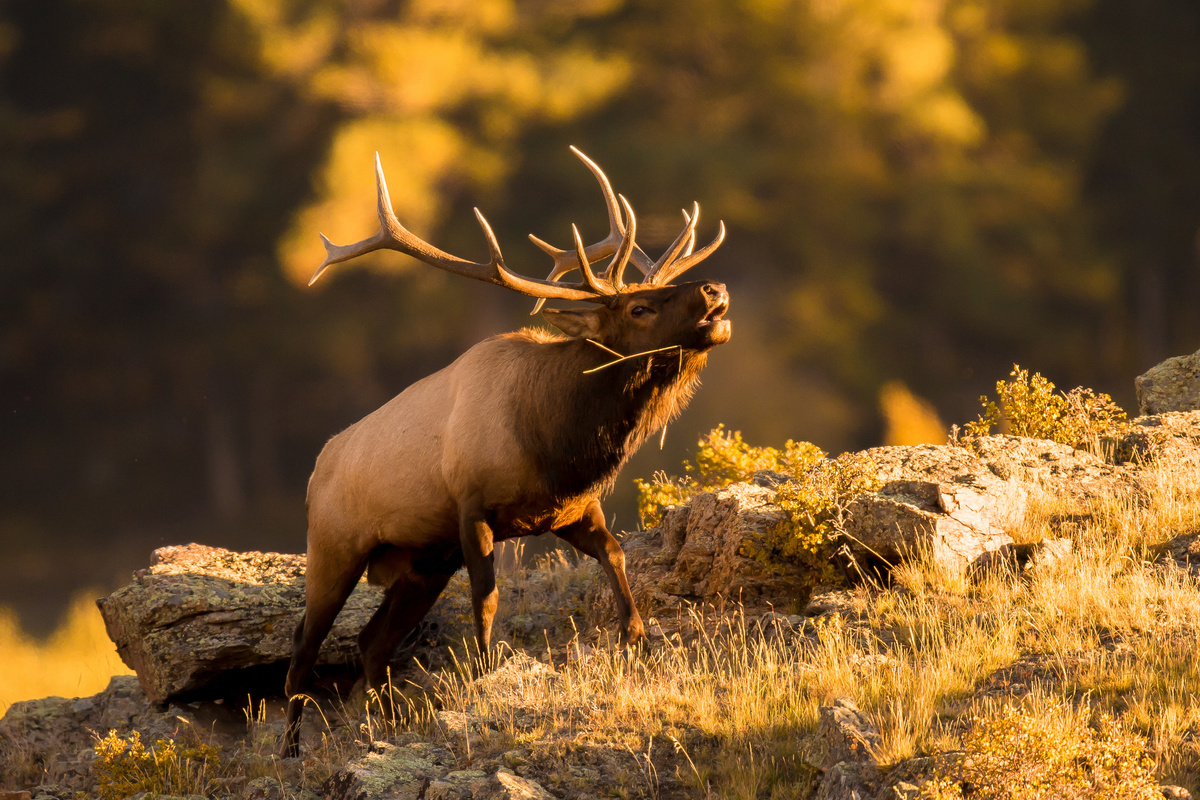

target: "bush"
[635,426,879,579]
[921,697,1160,799]
[764,452,881,576]
[635,424,824,527]
[92,729,223,800]
[961,365,1128,452]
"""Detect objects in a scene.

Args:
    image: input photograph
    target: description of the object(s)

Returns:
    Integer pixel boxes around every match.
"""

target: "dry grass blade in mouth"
[582,341,682,374]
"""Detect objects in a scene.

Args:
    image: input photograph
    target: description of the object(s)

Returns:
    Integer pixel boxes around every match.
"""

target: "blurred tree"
[1080,0,1200,372]
[3,0,1197,631]
[510,0,1121,446]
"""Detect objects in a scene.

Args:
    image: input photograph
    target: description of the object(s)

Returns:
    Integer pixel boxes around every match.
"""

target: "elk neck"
[512,334,707,501]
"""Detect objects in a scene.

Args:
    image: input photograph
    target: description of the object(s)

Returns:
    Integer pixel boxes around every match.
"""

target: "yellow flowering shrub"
[961,365,1128,452]
[635,426,879,578]
[764,452,881,577]
[635,424,824,527]
[922,697,1160,799]
[92,729,223,800]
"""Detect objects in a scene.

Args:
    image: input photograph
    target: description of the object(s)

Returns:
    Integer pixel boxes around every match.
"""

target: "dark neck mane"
[511,333,707,500]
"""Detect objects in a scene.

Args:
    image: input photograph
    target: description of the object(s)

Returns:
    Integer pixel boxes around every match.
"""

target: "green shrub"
[92,729,223,800]
[922,697,1160,799]
[961,365,1128,451]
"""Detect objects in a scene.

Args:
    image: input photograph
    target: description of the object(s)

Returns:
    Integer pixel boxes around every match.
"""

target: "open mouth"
[698,301,729,327]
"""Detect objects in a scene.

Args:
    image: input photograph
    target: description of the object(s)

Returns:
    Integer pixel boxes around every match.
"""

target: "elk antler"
[529,148,726,303]
[310,148,725,311]
[309,153,611,304]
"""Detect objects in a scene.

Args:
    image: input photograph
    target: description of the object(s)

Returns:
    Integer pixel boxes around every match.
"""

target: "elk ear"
[542,308,604,339]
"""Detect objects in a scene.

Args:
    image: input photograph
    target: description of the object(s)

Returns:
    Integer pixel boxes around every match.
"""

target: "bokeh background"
[2,0,1198,639]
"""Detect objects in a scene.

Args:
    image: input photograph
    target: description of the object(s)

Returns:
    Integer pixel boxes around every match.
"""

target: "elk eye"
[630,305,653,318]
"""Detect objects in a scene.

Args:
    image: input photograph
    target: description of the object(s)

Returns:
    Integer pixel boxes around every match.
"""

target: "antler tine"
[309,152,605,304]
[681,208,697,258]
[645,202,700,284]
[608,195,638,292]
[652,218,726,286]
[570,224,612,295]
[569,146,655,277]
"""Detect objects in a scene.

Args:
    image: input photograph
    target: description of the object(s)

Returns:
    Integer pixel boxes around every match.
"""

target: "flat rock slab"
[96,544,386,702]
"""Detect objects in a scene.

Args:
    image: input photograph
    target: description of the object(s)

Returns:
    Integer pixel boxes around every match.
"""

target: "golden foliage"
[922,696,1160,799]
[0,592,132,713]
[766,452,881,575]
[961,364,1129,451]
[634,424,825,527]
[635,425,879,579]
[92,729,224,800]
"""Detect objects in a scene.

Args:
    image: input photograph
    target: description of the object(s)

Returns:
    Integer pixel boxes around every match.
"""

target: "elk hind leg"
[281,545,366,757]
[358,547,460,696]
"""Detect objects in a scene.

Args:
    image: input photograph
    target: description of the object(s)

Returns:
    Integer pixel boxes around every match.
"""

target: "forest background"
[1,0,1198,637]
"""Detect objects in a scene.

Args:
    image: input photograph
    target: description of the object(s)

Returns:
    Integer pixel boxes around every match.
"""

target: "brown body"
[282,148,730,756]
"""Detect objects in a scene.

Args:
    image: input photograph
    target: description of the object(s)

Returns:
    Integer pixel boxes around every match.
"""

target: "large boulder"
[586,482,815,628]
[589,435,1139,630]
[1135,348,1200,414]
[847,436,1133,570]
[96,544,474,703]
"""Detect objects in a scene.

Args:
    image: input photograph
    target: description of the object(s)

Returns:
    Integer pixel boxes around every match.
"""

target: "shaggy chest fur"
[508,335,706,504]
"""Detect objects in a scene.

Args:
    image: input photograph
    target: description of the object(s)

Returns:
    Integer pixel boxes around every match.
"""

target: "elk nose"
[701,282,728,304]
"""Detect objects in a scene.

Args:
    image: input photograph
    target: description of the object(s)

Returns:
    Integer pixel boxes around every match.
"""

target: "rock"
[1110,411,1200,468]
[816,698,882,800]
[597,435,1133,625]
[0,676,156,760]
[1158,531,1200,578]
[1136,348,1200,414]
[1161,786,1194,800]
[323,741,457,800]
[818,698,882,768]
[323,741,556,800]
[0,676,203,797]
[846,437,1132,573]
[586,483,815,627]
[96,544,475,702]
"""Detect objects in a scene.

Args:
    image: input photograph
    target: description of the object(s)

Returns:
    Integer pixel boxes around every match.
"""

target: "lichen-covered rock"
[816,698,882,800]
[1110,411,1200,469]
[96,544,382,701]
[0,675,206,796]
[96,544,476,702]
[323,742,556,800]
[0,676,153,759]
[847,437,1133,571]
[1136,348,1200,414]
[592,436,1140,626]
[587,483,814,627]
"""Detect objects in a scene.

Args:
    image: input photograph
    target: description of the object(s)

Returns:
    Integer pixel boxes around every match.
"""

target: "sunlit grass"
[0,590,133,713]
[5,450,1200,798]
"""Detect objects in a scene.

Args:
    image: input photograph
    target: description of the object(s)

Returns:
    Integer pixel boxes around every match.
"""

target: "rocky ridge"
[3,406,1200,799]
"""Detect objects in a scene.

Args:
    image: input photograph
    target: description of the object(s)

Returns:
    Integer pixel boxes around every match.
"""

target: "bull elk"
[282,147,730,755]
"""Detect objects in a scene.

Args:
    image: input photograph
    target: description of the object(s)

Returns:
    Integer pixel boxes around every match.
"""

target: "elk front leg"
[554,499,645,645]
[459,501,499,665]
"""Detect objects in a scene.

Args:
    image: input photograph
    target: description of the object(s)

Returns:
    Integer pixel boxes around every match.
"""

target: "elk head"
[308,147,730,355]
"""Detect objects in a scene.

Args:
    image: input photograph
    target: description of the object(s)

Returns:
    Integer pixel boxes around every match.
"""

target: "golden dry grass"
[0,590,133,713]
[6,454,1200,798]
